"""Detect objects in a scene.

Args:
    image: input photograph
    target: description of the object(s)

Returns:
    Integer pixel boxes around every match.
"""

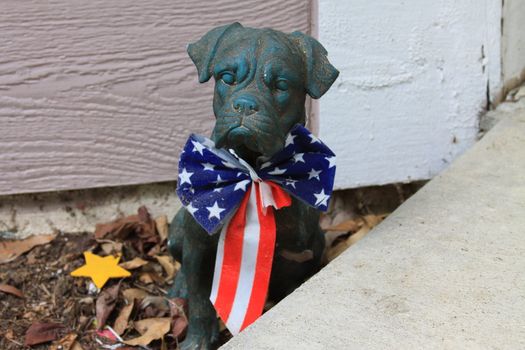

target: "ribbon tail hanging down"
[210,182,291,335]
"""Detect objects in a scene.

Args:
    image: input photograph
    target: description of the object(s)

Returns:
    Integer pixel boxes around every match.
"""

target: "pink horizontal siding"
[0,0,312,195]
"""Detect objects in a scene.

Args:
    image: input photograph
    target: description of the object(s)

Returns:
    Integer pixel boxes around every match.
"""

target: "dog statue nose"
[233,96,259,115]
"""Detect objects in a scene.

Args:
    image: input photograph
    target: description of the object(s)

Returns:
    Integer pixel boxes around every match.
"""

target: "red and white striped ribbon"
[209,181,291,335]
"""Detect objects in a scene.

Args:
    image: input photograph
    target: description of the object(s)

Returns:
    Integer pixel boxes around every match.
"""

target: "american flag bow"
[177,124,336,335]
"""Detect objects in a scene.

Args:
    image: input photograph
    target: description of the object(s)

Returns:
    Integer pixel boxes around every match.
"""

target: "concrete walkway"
[223,106,525,349]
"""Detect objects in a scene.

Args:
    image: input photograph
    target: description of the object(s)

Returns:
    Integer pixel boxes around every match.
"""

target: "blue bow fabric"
[177,124,336,234]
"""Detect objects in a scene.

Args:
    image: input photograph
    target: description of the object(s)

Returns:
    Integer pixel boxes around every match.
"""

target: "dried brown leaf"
[122,288,150,303]
[24,322,65,346]
[123,317,171,346]
[168,298,188,340]
[146,244,162,257]
[138,272,155,284]
[96,284,120,329]
[4,329,15,341]
[113,300,134,335]
[324,230,350,248]
[154,255,179,280]
[0,234,57,264]
[325,226,372,262]
[71,341,85,350]
[363,214,387,228]
[50,333,77,350]
[95,206,159,254]
[325,241,350,263]
[141,296,170,318]
[119,257,149,270]
[0,283,24,298]
[155,215,169,242]
[346,225,372,246]
[95,220,132,239]
[99,241,123,255]
[324,213,388,263]
[324,218,363,232]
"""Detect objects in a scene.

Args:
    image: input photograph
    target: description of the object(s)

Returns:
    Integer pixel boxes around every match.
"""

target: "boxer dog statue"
[168,22,339,349]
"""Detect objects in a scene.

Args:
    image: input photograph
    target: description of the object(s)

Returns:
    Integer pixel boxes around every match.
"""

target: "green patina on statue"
[168,22,338,349]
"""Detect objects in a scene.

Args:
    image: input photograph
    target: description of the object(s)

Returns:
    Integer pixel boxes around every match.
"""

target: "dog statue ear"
[187,22,243,83]
[289,32,339,99]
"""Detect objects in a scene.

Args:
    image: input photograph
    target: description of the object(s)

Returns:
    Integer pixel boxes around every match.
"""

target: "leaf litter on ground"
[0,206,191,350]
[0,233,57,264]
[0,199,392,349]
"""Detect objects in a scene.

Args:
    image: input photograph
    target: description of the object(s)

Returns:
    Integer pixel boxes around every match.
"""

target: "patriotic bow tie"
[176,124,336,335]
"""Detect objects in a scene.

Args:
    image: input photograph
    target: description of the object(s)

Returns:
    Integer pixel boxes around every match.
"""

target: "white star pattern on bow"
[202,162,215,171]
[285,134,296,147]
[292,153,305,163]
[308,168,322,180]
[207,201,225,220]
[284,177,297,188]
[192,140,205,155]
[213,175,227,185]
[186,203,198,215]
[313,189,329,207]
[327,156,336,168]
[260,161,272,169]
[179,168,193,185]
[234,179,251,192]
[268,167,287,175]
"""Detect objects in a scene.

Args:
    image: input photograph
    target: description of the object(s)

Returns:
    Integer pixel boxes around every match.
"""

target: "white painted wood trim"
[318,0,504,189]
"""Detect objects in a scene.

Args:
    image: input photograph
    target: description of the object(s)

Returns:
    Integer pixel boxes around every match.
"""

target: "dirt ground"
[0,182,423,349]
[0,231,198,349]
[0,207,200,350]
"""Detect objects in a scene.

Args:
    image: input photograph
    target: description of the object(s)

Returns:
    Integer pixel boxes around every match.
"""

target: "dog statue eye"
[275,79,289,91]
[220,72,235,85]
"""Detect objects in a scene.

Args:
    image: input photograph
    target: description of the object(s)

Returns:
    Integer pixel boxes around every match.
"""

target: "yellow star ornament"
[70,252,131,289]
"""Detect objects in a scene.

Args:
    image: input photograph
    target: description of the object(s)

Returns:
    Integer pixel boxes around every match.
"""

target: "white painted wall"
[318,0,503,189]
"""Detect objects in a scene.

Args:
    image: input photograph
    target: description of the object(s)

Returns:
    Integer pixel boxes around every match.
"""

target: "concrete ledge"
[223,106,525,348]
[0,182,181,238]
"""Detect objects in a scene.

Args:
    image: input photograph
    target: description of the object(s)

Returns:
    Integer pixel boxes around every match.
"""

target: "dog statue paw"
[168,22,339,349]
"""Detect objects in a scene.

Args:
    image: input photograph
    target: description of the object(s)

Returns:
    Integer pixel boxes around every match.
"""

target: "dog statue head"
[188,22,339,165]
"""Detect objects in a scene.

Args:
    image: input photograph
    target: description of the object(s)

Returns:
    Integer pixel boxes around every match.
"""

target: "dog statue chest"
[274,197,320,251]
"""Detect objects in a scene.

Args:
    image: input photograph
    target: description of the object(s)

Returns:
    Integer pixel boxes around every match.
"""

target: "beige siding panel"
[0,0,311,195]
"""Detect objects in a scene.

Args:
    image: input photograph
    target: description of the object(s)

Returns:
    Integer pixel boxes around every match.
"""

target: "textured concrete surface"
[223,106,525,348]
[0,182,181,238]
[481,86,525,132]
